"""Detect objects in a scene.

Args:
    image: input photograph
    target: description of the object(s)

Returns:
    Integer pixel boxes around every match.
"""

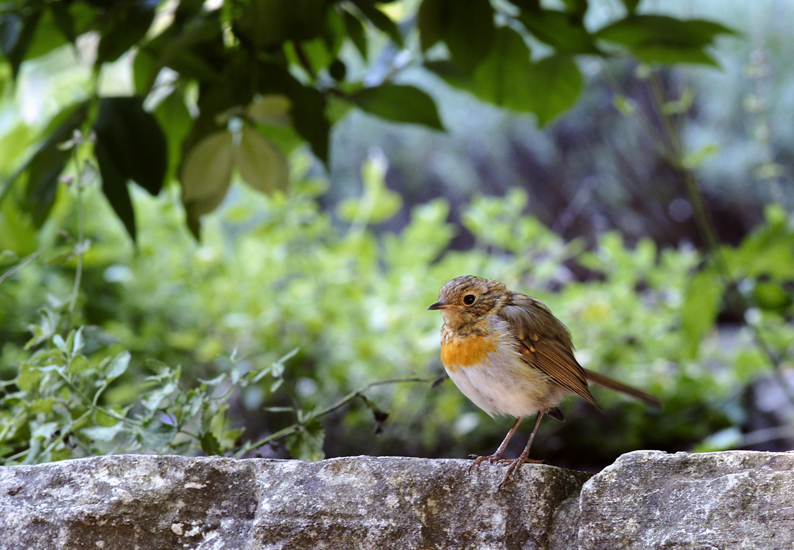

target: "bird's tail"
[584,369,662,409]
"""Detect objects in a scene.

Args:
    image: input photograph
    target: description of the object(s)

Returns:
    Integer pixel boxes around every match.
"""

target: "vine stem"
[646,70,794,406]
[68,147,85,318]
[235,375,439,457]
[0,247,44,286]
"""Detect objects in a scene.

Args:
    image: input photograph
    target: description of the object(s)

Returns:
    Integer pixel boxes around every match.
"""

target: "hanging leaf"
[95,137,137,241]
[180,130,235,213]
[285,83,330,164]
[595,15,737,66]
[350,84,444,130]
[524,55,583,126]
[246,95,292,127]
[237,125,290,195]
[518,9,599,54]
[350,0,402,47]
[341,9,368,59]
[93,96,168,241]
[93,97,168,196]
[418,0,494,73]
[428,28,582,126]
[96,1,156,65]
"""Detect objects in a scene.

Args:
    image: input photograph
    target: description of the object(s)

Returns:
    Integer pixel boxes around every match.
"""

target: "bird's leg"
[499,412,545,490]
[469,417,523,471]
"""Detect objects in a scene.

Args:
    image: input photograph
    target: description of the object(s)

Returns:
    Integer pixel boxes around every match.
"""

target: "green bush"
[1,153,793,466]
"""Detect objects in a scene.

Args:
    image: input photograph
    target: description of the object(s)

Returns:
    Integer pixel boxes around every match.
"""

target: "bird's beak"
[427,301,447,311]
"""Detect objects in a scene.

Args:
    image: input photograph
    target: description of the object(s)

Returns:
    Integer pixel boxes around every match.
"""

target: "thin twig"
[68,148,85,318]
[237,375,437,456]
[0,247,44,286]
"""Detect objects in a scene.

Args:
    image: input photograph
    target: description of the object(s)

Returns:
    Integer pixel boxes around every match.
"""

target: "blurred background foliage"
[0,0,793,470]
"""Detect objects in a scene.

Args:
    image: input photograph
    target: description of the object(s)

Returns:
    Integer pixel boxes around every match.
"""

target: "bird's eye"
[463,294,476,305]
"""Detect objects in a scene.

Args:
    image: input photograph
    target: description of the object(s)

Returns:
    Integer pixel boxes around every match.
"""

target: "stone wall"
[0,450,792,549]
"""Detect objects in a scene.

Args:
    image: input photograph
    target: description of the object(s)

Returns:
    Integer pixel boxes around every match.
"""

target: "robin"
[428,275,661,489]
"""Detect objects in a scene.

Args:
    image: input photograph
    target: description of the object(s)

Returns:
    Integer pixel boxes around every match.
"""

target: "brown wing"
[498,293,601,410]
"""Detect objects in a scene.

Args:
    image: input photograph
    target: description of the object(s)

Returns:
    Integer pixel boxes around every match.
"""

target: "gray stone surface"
[578,450,794,550]
[0,455,588,550]
[3,451,793,549]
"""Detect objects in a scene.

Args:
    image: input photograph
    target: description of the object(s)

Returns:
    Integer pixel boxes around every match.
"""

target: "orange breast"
[441,334,498,373]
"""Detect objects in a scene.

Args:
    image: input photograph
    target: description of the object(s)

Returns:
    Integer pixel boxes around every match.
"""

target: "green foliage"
[349,84,444,130]
[595,15,737,66]
[0,297,295,464]
[2,150,791,465]
[0,0,735,238]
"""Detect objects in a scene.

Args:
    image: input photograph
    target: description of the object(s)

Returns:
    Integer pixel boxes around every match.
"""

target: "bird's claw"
[467,453,507,471]
[497,457,546,490]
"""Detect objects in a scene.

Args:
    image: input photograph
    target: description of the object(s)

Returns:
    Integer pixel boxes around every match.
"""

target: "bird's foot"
[467,453,511,471]
[497,457,546,490]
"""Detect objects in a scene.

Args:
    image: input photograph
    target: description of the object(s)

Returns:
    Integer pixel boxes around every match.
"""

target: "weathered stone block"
[578,450,794,550]
[0,455,588,550]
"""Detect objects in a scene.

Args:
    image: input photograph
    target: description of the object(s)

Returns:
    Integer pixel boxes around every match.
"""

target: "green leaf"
[133,48,159,96]
[286,418,325,461]
[237,125,290,195]
[233,0,329,50]
[68,355,90,374]
[350,0,402,47]
[441,26,532,109]
[29,398,55,414]
[597,15,736,48]
[93,96,167,241]
[50,3,77,43]
[247,95,292,127]
[138,418,177,449]
[180,131,234,215]
[518,9,599,54]
[0,104,88,226]
[753,281,792,311]
[81,422,124,442]
[106,351,131,380]
[285,83,329,164]
[93,97,168,196]
[524,55,583,126]
[153,90,193,185]
[724,206,794,280]
[681,268,724,358]
[17,363,42,392]
[418,0,494,73]
[595,15,737,66]
[0,9,41,78]
[350,84,444,130]
[429,28,582,125]
[338,154,403,224]
[95,135,137,241]
[96,2,156,64]
[53,333,67,352]
[200,430,222,455]
[342,9,368,60]
[140,16,222,86]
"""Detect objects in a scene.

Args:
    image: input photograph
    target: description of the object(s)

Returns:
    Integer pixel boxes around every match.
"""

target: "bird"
[428,275,661,489]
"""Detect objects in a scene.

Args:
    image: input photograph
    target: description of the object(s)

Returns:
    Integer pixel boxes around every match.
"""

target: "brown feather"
[584,369,662,408]
[499,294,601,410]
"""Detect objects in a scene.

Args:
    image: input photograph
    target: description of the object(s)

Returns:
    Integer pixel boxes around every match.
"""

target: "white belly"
[446,350,559,418]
